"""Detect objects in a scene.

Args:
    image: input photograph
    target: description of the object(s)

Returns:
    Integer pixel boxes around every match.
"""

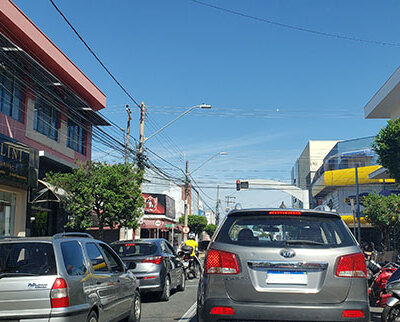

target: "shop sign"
[0,135,33,186]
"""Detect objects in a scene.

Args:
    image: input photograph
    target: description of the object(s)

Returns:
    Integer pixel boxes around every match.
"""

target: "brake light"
[342,310,364,318]
[51,278,69,308]
[336,253,366,278]
[142,256,162,265]
[268,211,302,215]
[142,276,157,280]
[206,249,239,274]
[210,306,234,315]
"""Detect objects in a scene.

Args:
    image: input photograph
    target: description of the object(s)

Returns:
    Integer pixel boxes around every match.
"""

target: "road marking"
[179,301,197,321]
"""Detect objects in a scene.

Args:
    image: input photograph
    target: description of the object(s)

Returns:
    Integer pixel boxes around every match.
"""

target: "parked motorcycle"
[178,245,201,279]
[381,267,400,322]
[369,262,399,307]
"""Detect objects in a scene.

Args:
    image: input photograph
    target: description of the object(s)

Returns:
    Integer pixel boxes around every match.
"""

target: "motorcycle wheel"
[382,304,400,322]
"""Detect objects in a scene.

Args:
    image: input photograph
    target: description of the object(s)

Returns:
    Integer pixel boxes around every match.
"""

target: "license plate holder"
[266,270,307,285]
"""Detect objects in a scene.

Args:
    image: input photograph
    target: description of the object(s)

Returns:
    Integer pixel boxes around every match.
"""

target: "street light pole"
[191,152,227,174]
[136,103,211,170]
[183,160,190,241]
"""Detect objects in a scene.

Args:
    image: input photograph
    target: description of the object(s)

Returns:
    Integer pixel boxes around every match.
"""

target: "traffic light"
[236,180,241,191]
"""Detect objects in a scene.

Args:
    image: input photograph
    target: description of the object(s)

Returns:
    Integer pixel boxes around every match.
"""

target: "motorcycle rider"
[184,232,199,277]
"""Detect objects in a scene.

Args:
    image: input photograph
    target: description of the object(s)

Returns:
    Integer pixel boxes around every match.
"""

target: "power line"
[48,0,142,108]
[189,0,400,48]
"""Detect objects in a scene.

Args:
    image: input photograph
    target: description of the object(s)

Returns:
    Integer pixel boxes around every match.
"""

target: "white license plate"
[266,271,308,285]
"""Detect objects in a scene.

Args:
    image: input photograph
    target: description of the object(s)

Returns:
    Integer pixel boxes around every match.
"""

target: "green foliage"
[363,192,400,249]
[46,161,144,239]
[372,119,400,183]
[179,214,208,236]
[205,224,217,237]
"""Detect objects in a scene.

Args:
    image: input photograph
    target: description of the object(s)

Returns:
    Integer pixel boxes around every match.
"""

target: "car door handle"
[96,281,101,285]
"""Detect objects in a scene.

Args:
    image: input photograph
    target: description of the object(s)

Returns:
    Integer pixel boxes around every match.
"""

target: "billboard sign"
[142,193,175,219]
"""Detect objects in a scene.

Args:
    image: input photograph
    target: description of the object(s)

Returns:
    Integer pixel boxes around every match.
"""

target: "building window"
[34,99,59,141]
[0,70,24,122]
[67,119,86,155]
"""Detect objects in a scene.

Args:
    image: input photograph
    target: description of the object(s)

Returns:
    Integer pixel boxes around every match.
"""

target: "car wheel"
[159,276,170,301]
[382,304,400,322]
[86,311,98,322]
[177,270,185,291]
[128,290,141,322]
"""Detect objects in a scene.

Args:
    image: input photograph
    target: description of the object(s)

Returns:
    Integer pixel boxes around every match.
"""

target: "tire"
[382,304,400,322]
[86,311,98,322]
[128,290,141,322]
[159,276,170,301]
[177,270,186,291]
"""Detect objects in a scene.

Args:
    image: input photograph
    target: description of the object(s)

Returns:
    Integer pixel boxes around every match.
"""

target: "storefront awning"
[31,179,66,203]
[141,219,182,231]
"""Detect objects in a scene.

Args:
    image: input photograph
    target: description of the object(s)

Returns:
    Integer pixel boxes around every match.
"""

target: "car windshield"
[217,213,355,248]
[0,242,57,275]
[112,242,157,257]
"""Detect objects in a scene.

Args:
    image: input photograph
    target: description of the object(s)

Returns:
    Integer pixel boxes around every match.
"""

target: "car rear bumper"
[198,298,370,322]
[135,273,163,293]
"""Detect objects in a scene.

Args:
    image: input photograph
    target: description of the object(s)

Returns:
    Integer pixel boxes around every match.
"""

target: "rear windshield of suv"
[112,242,157,257]
[0,242,57,276]
[216,213,355,248]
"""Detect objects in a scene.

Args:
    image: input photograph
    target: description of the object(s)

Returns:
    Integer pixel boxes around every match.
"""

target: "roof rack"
[53,232,94,239]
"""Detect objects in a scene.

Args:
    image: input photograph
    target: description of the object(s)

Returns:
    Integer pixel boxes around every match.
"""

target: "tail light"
[205,249,239,274]
[51,278,69,308]
[336,253,367,278]
[210,306,235,315]
[142,256,163,265]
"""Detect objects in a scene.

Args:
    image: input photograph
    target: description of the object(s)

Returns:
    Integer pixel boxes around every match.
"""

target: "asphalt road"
[140,278,383,322]
[141,278,198,322]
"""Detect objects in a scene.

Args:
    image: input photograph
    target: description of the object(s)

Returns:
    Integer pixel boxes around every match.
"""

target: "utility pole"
[355,166,361,243]
[125,105,131,165]
[225,196,236,212]
[138,102,146,170]
[183,160,190,241]
[215,185,220,225]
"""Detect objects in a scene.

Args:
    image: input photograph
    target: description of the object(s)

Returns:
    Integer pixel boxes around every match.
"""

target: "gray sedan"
[112,239,185,301]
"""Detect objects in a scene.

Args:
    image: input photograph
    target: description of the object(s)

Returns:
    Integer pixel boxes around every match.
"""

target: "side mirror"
[128,262,137,270]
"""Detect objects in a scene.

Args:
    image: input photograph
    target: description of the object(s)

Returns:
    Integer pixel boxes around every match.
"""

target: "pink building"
[0,0,108,236]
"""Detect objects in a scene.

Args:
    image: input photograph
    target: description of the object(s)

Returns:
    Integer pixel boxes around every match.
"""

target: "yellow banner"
[341,215,367,225]
[324,166,395,186]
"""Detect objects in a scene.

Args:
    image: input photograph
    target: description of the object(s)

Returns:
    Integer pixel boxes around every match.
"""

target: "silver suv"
[197,209,369,321]
[0,233,141,322]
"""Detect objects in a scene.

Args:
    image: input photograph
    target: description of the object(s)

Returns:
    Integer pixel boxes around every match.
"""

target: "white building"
[291,140,338,208]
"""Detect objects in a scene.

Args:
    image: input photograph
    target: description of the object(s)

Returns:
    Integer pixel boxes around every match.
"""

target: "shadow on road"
[141,290,180,303]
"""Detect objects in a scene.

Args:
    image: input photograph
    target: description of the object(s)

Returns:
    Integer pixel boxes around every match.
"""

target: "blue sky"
[14,0,400,211]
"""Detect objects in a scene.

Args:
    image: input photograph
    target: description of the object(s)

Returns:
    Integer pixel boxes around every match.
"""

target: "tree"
[179,215,208,236]
[363,192,400,250]
[372,119,400,183]
[46,161,144,240]
[205,224,217,237]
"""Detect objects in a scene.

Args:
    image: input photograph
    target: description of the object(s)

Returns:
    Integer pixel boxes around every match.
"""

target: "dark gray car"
[0,233,141,322]
[111,239,185,301]
[197,209,369,321]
